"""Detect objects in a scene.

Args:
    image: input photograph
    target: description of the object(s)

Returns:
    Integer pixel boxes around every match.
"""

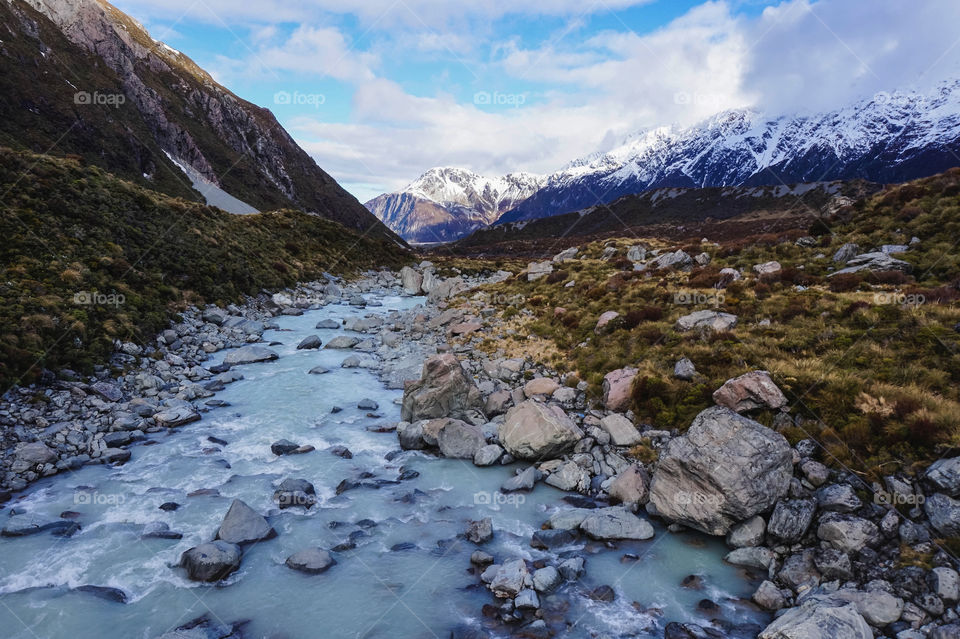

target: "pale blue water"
[0,294,768,638]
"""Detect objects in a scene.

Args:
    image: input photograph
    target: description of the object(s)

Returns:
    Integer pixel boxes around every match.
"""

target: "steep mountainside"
[0,147,408,388]
[0,0,398,239]
[499,80,960,224]
[366,167,543,242]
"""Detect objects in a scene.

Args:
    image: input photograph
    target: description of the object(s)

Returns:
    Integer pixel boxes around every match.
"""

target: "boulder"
[401,354,482,422]
[815,484,861,513]
[831,589,904,627]
[594,311,620,334]
[648,406,793,535]
[273,478,316,510]
[675,310,738,333]
[553,247,579,262]
[16,442,57,465]
[527,261,553,282]
[607,464,650,507]
[758,596,871,639]
[712,371,787,412]
[925,493,960,537]
[325,336,359,349]
[502,466,539,493]
[831,251,912,276]
[579,507,654,541]
[489,559,529,598]
[725,547,777,570]
[180,542,242,582]
[466,518,493,544]
[816,513,879,553]
[599,414,642,447]
[399,266,423,295]
[726,516,765,548]
[296,335,322,350]
[397,421,426,450]
[753,261,782,276]
[674,358,697,381]
[558,557,585,580]
[437,420,486,459]
[474,444,504,467]
[215,499,277,545]
[499,401,584,460]
[753,581,786,611]
[154,406,201,428]
[926,457,960,497]
[602,367,637,412]
[649,250,692,270]
[832,243,860,263]
[222,345,278,366]
[524,377,560,398]
[767,498,816,543]
[544,461,590,493]
[532,566,561,593]
[285,548,336,574]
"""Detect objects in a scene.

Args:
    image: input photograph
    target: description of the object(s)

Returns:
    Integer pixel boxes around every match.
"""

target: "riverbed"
[0,292,768,638]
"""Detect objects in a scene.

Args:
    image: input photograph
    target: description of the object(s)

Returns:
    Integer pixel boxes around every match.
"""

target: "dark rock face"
[180,541,242,582]
[215,499,276,545]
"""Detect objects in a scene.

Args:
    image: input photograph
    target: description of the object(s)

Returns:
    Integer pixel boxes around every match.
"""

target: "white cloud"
[240,25,378,81]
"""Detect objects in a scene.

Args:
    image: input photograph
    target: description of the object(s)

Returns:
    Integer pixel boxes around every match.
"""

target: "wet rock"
[222,345,278,366]
[607,464,650,507]
[499,401,584,460]
[273,478,317,509]
[73,585,128,604]
[269,437,303,455]
[502,466,539,493]
[713,371,787,413]
[357,398,379,410]
[154,406,201,428]
[531,529,579,550]
[329,445,353,459]
[437,420,486,460]
[215,499,277,545]
[159,502,180,512]
[466,518,494,544]
[588,585,615,602]
[285,548,336,574]
[401,354,482,422]
[489,559,529,598]
[726,515,765,548]
[474,444,504,467]
[532,566,561,593]
[649,407,792,535]
[557,558,586,583]
[180,542,242,582]
[515,588,540,610]
[471,550,495,566]
[308,366,329,375]
[397,421,426,450]
[579,507,654,541]
[315,319,340,329]
[142,521,183,540]
[296,335,322,350]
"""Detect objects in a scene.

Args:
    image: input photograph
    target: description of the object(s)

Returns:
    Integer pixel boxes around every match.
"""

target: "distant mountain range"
[0,0,398,241]
[365,168,543,243]
[498,79,960,224]
[370,79,960,242]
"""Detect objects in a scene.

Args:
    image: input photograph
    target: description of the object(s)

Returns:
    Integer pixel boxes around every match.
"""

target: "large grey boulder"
[180,541,242,582]
[831,251,912,276]
[489,559,529,598]
[607,464,650,507]
[579,507,654,540]
[154,406,201,428]
[601,367,637,412]
[831,589,904,627]
[726,515,766,548]
[712,371,787,413]
[401,354,482,422]
[649,250,692,270]
[215,499,276,545]
[832,243,859,263]
[648,406,793,535]
[285,548,336,574]
[222,345,278,366]
[499,400,584,461]
[399,266,423,295]
[296,335,322,350]
[544,460,590,493]
[527,261,553,282]
[758,595,872,639]
[16,442,57,465]
[437,420,486,459]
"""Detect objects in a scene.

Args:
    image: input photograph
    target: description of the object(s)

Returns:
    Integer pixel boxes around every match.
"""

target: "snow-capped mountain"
[497,80,960,224]
[366,168,544,242]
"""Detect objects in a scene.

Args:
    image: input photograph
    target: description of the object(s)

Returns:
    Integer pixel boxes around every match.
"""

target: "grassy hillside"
[0,148,409,388]
[456,168,960,476]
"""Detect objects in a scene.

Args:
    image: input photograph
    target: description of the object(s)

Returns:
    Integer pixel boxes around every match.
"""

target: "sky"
[111,0,960,203]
